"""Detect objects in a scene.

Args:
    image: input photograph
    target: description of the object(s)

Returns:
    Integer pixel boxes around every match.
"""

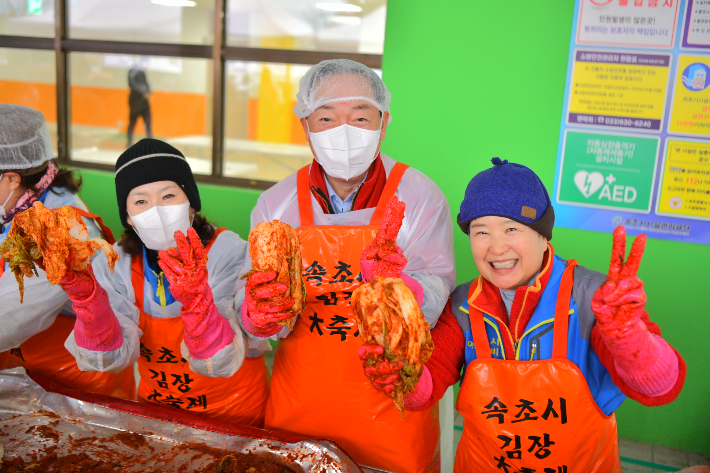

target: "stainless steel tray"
[0,367,364,472]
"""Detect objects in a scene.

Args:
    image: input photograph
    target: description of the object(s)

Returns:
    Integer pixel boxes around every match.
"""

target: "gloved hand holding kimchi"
[352,277,434,417]
[353,196,434,417]
[0,201,122,351]
[241,220,305,337]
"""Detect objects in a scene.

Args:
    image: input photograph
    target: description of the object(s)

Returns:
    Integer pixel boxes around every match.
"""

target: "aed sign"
[557,130,660,213]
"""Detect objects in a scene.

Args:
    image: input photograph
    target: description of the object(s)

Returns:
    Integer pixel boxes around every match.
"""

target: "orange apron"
[132,228,269,427]
[265,163,440,473]
[0,207,134,399]
[454,261,622,473]
[0,313,135,399]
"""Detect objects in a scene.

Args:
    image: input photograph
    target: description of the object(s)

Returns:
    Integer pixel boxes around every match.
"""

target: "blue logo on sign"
[682,63,710,91]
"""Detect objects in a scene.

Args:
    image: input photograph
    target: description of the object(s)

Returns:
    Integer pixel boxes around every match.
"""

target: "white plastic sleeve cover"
[65,312,141,373]
[180,319,247,378]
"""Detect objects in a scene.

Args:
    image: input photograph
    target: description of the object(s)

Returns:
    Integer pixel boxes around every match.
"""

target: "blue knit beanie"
[457,157,555,240]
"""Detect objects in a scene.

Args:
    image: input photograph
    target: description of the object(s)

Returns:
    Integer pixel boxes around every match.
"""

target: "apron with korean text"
[133,228,269,427]
[454,260,622,473]
[0,207,134,400]
[265,163,440,473]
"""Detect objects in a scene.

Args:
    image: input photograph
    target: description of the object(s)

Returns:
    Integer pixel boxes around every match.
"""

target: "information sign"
[554,0,710,244]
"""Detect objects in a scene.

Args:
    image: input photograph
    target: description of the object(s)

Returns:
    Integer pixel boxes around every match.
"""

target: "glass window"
[223,60,313,182]
[227,0,387,54]
[69,52,212,174]
[0,0,55,37]
[68,0,214,45]
[0,47,57,156]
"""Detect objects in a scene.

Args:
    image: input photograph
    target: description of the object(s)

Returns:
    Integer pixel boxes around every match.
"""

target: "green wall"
[73,0,709,455]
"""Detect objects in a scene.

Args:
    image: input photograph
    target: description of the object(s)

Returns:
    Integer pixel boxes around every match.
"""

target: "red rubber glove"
[361,244,408,278]
[591,226,678,396]
[158,228,234,360]
[361,196,408,278]
[40,251,122,352]
[358,344,433,409]
[360,196,424,305]
[242,270,295,337]
[358,344,403,395]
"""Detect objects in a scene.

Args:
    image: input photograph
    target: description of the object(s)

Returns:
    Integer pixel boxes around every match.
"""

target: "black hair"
[14,162,82,195]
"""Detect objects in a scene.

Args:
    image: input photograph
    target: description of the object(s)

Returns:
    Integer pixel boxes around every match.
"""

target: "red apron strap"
[552,259,577,359]
[369,162,409,226]
[296,165,314,227]
[468,307,493,360]
[0,258,4,278]
[69,206,116,245]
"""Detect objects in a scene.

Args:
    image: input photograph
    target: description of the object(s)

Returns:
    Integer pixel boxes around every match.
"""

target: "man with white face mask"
[237,59,456,472]
[62,139,270,427]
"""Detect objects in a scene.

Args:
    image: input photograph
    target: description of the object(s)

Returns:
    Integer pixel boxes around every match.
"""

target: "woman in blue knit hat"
[360,158,686,472]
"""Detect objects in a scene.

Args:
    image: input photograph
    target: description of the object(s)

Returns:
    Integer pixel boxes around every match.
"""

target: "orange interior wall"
[291,107,308,145]
[1,80,308,145]
[248,98,259,141]
[247,98,308,145]
[70,86,207,138]
[0,80,57,122]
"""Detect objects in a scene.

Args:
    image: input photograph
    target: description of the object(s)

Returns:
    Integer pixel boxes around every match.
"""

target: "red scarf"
[309,154,388,214]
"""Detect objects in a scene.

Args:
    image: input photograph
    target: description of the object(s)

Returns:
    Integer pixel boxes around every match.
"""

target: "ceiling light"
[151,0,196,6]
[329,16,362,25]
[316,3,363,13]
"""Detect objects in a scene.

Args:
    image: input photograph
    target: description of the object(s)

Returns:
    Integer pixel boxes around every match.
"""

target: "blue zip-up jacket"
[455,254,624,415]
[407,246,684,418]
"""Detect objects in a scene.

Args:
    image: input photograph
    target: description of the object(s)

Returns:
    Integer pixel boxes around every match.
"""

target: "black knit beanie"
[115,138,201,228]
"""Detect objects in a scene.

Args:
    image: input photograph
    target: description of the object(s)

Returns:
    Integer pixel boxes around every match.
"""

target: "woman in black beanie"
[62,138,270,427]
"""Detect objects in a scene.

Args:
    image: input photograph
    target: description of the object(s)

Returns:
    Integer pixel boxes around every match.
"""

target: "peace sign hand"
[591,226,648,326]
[158,227,209,300]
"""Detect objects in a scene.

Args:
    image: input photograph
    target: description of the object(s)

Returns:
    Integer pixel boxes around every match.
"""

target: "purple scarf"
[3,161,59,224]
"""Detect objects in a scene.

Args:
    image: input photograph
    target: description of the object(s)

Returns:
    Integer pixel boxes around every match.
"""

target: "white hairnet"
[0,103,54,173]
[293,59,392,123]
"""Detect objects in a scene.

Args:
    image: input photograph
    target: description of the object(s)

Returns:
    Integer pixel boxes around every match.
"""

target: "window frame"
[0,0,383,190]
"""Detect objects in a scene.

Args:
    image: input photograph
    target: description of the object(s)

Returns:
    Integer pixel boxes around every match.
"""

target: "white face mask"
[309,122,382,181]
[0,174,15,220]
[128,200,191,251]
